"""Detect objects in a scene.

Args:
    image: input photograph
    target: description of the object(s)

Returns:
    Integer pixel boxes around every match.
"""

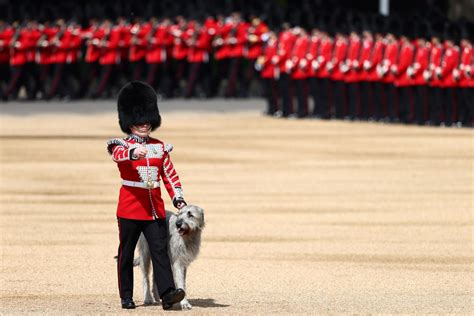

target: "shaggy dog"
[136,205,205,310]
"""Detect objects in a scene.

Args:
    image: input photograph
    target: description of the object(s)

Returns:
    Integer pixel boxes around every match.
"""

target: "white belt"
[122,180,160,189]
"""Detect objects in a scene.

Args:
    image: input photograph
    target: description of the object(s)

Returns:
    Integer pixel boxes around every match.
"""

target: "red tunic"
[129,23,151,62]
[437,45,461,88]
[187,26,213,63]
[107,135,184,220]
[99,26,121,65]
[407,42,430,86]
[0,26,14,64]
[259,38,279,79]
[306,35,320,78]
[9,29,29,66]
[428,43,443,87]
[330,36,348,81]
[378,40,399,83]
[316,37,334,78]
[344,35,362,83]
[170,23,189,60]
[358,38,374,81]
[146,24,169,63]
[394,41,416,87]
[290,35,310,79]
[245,22,268,60]
[84,26,104,63]
[364,38,385,82]
[459,43,473,88]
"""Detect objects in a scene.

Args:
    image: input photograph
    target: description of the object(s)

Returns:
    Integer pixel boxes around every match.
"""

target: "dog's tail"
[113,255,141,267]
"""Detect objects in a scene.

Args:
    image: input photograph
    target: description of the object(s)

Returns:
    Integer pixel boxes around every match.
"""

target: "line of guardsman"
[0,13,268,101]
[257,18,473,127]
[0,14,472,127]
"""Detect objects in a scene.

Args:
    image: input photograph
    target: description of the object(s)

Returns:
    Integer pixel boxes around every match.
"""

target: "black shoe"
[161,288,185,310]
[121,298,136,309]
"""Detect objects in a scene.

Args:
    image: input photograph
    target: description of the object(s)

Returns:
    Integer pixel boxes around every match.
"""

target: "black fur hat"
[117,81,161,134]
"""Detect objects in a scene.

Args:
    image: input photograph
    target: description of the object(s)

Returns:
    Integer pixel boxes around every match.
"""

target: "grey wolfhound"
[136,205,205,310]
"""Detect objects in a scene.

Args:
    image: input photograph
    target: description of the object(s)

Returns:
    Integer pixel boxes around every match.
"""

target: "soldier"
[436,24,461,126]
[82,18,103,98]
[288,28,310,118]
[107,81,186,310]
[95,19,122,98]
[277,23,297,117]
[0,20,14,100]
[328,25,349,119]
[169,16,189,96]
[242,15,269,97]
[377,22,400,122]
[255,31,280,115]
[4,22,30,99]
[344,27,363,120]
[458,23,473,127]
[212,14,231,96]
[426,23,444,125]
[405,24,431,125]
[358,25,375,120]
[129,18,152,82]
[225,12,248,98]
[185,20,213,98]
[145,17,167,92]
[393,25,416,123]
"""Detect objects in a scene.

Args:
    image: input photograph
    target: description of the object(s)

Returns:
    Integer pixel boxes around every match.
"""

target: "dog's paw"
[143,296,154,305]
[180,299,192,310]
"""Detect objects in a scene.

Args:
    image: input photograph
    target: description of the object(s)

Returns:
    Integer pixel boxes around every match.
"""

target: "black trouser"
[117,217,175,300]
[398,86,413,124]
[359,81,373,120]
[262,78,279,115]
[429,86,443,125]
[384,83,399,122]
[458,87,473,127]
[332,80,347,119]
[293,79,309,117]
[309,77,330,118]
[413,85,429,125]
[347,82,360,119]
[279,73,293,117]
[373,82,386,120]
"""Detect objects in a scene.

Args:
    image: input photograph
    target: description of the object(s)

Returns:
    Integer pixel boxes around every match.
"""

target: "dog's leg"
[138,235,154,305]
[173,263,192,310]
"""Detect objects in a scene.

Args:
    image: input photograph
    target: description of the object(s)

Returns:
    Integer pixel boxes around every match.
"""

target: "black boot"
[121,297,136,309]
[161,288,185,310]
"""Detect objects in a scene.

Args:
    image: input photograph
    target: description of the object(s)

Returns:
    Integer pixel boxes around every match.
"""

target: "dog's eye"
[188,212,194,218]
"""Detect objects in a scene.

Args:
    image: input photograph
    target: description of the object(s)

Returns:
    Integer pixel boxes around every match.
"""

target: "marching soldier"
[426,24,444,125]
[0,20,14,99]
[277,23,296,117]
[344,28,363,120]
[129,18,151,82]
[358,27,375,120]
[169,16,189,96]
[288,28,310,118]
[458,24,473,127]
[329,26,349,119]
[255,31,280,115]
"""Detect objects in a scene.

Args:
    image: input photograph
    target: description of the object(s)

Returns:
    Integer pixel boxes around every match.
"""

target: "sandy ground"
[0,100,473,314]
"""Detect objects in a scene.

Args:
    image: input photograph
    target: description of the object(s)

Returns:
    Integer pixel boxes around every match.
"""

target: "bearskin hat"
[117,81,161,134]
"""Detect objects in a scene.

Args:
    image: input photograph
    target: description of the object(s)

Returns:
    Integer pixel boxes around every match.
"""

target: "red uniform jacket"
[358,38,374,81]
[394,41,416,87]
[146,24,169,63]
[84,26,104,63]
[0,26,14,64]
[118,23,132,62]
[437,45,461,88]
[129,23,151,62]
[170,23,189,60]
[107,135,184,220]
[259,38,279,79]
[10,29,29,66]
[228,22,248,58]
[213,21,232,60]
[290,35,310,79]
[330,36,348,81]
[245,22,268,60]
[459,43,473,88]
[379,40,399,83]
[36,26,58,65]
[187,26,213,63]
[316,37,334,78]
[278,30,296,73]
[407,42,430,86]
[66,26,82,63]
[99,26,121,65]
[364,38,385,81]
[25,28,41,63]
[428,43,444,87]
[306,35,320,78]
[344,35,362,83]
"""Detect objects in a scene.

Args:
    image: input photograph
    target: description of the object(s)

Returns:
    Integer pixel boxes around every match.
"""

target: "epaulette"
[107,138,129,155]
[164,143,173,153]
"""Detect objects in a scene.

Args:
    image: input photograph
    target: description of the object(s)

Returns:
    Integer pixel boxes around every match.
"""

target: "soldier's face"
[131,123,151,137]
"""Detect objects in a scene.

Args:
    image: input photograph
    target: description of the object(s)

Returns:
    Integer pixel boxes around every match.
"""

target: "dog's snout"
[176,219,183,228]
